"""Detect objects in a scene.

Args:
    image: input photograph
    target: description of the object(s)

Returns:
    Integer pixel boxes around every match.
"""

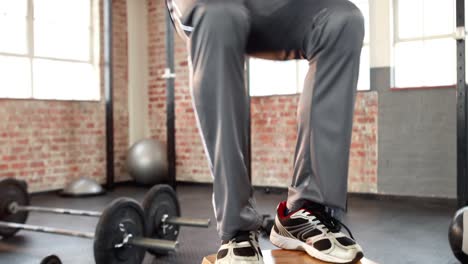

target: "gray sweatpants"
[185,0,364,240]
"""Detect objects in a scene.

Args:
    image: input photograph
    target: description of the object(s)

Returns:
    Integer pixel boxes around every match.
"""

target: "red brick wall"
[148,0,167,143]
[0,0,377,194]
[111,0,130,182]
[147,1,378,193]
[349,93,378,193]
[250,93,378,193]
[148,0,211,182]
[250,96,298,186]
[0,0,129,192]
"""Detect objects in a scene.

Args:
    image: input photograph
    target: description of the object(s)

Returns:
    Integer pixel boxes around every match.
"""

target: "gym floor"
[0,183,459,264]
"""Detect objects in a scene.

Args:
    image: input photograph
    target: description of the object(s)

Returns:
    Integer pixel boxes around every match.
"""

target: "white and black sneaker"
[215,230,264,264]
[270,201,363,264]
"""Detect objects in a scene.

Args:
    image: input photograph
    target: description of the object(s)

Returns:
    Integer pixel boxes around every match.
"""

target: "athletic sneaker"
[215,230,264,264]
[270,201,363,264]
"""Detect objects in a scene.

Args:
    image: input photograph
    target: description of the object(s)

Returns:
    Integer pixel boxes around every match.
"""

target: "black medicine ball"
[449,207,468,263]
[40,255,62,264]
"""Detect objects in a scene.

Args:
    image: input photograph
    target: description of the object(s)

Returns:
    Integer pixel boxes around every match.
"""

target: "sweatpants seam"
[308,58,325,204]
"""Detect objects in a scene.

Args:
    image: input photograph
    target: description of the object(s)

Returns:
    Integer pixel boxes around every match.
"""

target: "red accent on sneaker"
[277,201,304,220]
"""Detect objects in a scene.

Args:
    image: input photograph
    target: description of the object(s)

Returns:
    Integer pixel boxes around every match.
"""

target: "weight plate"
[0,178,29,239]
[142,184,180,256]
[40,255,62,264]
[93,198,146,264]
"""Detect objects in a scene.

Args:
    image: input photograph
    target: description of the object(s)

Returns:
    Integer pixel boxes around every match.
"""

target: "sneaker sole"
[215,259,264,264]
[270,228,363,264]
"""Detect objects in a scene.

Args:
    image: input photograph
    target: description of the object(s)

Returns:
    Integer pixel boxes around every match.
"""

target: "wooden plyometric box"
[202,249,377,264]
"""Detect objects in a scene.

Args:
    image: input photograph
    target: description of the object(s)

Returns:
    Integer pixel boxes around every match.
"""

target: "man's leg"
[286,0,365,212]
[250,1,366,262]
[245,0,364,213]
[188,2,263,241]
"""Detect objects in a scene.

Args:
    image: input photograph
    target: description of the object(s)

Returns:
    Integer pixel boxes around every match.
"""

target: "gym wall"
[375,70,456,198]
[149,0,456,198]
[369,0,456,199]
[0,0,455,199]
[147,0,378,194]
[0,0,130,192]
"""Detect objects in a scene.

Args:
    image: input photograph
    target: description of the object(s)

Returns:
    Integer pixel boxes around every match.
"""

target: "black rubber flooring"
[0,183,460,264]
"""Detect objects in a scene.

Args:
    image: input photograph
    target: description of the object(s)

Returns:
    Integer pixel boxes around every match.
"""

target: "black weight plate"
[142,184,180,256]
[40,255,62,264]
[0,178,29,239]
[93,198,146,264]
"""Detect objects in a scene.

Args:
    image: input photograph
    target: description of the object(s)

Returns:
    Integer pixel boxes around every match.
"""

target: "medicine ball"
[449,207,468,263]
[40,255,62,264]
[127,139,168,185]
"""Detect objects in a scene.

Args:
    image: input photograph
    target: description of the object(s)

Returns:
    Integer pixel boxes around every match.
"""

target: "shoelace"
[304,205,355,240]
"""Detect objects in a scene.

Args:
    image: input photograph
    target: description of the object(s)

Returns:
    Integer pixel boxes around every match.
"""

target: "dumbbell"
[0,178,210,258]
[0,178,178,263]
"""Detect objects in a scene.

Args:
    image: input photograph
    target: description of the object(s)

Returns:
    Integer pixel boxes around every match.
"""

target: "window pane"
[34,0,90,25]
[0,0,27,16]
[398,0,424,39]
[0,56,31,98]
[357,46,370,91]
[34,22,90,60]
[395,41,425,87]
[249,59,298,96]
[395,39,455,87]
[423,38,455,86]
[398,0,454,39]
[33,59,99,100]
[0,17,28,54]
[423,0,454,36]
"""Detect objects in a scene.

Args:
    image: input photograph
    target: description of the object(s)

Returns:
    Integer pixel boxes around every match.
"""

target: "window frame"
[392,0,456,90]
[0,0,100,101]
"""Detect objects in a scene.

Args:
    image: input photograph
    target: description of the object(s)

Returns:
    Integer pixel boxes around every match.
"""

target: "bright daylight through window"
[0,0,100,100]
[394,0,455,88]
[249,0,370,96]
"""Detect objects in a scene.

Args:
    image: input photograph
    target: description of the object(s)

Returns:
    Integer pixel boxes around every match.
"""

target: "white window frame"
[248,0,371,97]
[392,0,456,89]
[0,0,100,101]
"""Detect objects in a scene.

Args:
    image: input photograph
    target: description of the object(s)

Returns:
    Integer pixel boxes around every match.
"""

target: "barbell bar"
[8,203,102,217]
[0,221,95,239]
[163,215,211,227]
[0,220,178,252]
[8,202,210,228]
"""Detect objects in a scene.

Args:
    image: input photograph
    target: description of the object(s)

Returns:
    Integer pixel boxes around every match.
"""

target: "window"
[393,0,455,88]
[249,60,302,97]
[249,0,371,96]
[351,0,370,91]
[0,0,100,100]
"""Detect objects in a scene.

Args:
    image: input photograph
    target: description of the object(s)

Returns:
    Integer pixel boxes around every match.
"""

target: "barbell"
[5,186,209,228]
[0,178,210,262]
[7,202,209,228]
